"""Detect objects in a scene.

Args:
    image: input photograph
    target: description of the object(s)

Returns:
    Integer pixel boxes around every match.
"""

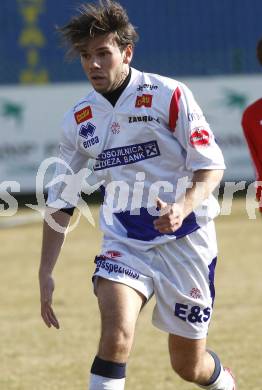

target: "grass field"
[1,198,261,389]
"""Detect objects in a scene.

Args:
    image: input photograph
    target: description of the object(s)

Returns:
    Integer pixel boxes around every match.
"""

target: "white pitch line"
[0,213,42,229]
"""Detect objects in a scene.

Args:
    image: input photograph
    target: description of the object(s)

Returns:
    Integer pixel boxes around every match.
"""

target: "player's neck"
[102,68,132,107]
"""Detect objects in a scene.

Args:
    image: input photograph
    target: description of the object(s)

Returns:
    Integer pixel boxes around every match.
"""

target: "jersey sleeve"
[46,110,88,210]
[169,82,225,172]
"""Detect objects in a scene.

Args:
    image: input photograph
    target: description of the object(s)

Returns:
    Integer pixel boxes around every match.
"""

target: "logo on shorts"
[74,106,92,124]
[135,94,153,108]
[190,127,210,147]
[94,257,139,279]
[174,303,211,324]
[104,250,122,259]
[190,287,202,299]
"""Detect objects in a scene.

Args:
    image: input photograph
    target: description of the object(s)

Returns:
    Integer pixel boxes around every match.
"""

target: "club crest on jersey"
[135,94,153,108]
[74,106,92,124]
[190,127,211,147]
[111,122,121,134]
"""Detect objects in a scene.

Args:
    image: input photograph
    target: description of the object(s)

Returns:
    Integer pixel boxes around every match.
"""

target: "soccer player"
[38,1,236,389]
[242,38,262,213]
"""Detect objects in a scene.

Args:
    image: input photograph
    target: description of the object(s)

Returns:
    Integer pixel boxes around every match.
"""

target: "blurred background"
[0,0,262,199]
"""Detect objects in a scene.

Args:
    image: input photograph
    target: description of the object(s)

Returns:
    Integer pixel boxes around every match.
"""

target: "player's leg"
[168,334,236,389]
[96,277,145,361]
[151,221,236,389]
[89,277,146,390]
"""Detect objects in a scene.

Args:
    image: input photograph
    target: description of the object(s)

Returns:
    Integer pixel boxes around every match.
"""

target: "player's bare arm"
[39,209,71,329]
[154,169,223,233]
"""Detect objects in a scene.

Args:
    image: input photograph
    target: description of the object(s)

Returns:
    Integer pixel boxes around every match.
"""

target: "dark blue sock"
[91,356,126,379]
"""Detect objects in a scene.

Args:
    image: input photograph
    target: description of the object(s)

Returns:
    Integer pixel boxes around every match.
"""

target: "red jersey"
[242,98,262,210]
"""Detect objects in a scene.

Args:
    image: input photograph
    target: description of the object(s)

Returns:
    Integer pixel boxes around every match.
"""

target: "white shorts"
[92,221,218,339]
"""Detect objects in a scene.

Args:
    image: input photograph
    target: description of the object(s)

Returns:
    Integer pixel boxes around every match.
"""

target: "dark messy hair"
[257,38,262,66]
[58,0,139,57]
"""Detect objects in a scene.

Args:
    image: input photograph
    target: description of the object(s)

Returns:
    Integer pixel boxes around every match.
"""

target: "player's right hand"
[39,273,60,329]
[154,197,184,233]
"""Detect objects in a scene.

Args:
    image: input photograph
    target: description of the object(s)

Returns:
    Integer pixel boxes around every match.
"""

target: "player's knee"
[99,326,133,360]
[170,358,201,383]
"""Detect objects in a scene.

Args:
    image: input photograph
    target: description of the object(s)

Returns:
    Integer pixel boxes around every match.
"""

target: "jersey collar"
[93,67,143,108]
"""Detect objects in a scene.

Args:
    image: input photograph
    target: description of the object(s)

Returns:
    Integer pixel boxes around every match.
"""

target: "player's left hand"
[153,197,184,233]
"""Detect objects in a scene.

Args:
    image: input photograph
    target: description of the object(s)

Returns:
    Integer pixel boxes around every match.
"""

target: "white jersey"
[48,67,225,247]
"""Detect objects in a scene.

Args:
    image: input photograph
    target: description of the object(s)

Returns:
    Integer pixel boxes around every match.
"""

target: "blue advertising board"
[1,0,262,85]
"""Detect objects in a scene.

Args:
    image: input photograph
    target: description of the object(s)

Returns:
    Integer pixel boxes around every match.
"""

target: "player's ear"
[123,44,133,64]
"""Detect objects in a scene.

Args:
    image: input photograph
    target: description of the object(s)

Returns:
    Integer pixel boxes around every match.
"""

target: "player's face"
[80,33,133,93]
